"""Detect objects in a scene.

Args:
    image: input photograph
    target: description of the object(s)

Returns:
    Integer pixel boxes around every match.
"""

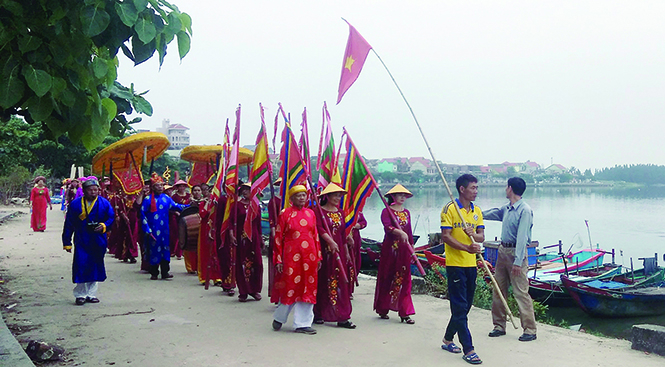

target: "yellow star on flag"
[344,55,355,72]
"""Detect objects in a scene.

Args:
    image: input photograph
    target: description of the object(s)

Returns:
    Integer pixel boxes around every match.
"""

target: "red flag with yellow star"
[336,21,372,104]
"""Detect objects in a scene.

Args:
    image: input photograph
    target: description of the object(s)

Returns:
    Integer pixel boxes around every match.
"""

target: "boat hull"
[561,274,665,318]
[528,266,623,307]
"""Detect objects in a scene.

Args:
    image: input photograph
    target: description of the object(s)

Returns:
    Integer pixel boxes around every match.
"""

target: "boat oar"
[369,47,518,329]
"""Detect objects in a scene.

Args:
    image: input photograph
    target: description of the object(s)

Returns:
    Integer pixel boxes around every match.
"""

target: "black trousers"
[149,260,170,277]
[444,266,477,355]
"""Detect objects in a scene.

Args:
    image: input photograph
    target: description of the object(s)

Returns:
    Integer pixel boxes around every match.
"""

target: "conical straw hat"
[385,183,413,198]
[319,183,347,196]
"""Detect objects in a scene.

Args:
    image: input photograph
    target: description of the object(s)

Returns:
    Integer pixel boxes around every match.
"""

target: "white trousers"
[73,282,98,299]
[273,302,314,329]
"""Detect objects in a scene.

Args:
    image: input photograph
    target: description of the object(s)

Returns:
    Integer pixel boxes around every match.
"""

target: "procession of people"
[40,161,538,366]
[33,117,539,367]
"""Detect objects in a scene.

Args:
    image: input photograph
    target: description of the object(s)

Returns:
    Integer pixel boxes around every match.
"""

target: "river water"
[360,184,665,338]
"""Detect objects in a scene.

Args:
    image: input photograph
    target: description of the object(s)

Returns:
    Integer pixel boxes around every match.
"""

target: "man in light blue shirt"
[482,177,537,342]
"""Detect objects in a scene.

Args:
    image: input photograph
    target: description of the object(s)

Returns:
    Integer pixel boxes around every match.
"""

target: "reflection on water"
[529,185,665,199]
[362,185,665,263]
[359,185,665,339]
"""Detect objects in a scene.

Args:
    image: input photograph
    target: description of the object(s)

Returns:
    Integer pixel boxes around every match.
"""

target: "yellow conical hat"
[319,183,347,196]
[385,183,413,198]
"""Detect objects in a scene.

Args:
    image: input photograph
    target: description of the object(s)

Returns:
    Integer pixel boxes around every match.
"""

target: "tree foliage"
[594,164,665,185]
[0,115,41,176]
[0,165,31,204]
[148,152,190,182]
[0,115,124,177]
[0,0,192,150]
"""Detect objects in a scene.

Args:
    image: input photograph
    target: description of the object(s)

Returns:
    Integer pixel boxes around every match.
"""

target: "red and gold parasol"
[92,132,170,194]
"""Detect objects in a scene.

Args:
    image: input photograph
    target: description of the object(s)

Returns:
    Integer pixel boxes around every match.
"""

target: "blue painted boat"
[561,273,665,318]
[529,249,610,276]
[528,265,622,307]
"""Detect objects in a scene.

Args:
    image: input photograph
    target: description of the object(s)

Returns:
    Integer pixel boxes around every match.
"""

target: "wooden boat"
[359,236,420,270]
[561,274,665,317]
[528,265,622,307]
[424,250,446,268]
[360,238,382,269]
[414,242,444,255]
[527,249,609,277]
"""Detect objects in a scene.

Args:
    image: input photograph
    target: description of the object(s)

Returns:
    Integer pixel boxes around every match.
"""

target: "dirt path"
[0,207,662,366]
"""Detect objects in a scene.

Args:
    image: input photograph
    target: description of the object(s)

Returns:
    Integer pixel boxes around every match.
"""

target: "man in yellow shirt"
[440,174,484,365]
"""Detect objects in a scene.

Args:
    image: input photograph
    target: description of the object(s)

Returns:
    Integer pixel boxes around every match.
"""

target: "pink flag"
[336,21,373,104]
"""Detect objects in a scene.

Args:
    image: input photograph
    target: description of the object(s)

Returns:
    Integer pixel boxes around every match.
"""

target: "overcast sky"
[117,1,665,171]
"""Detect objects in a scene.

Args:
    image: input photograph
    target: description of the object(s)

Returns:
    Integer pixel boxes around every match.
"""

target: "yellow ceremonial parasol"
[180,145,253,165]
[180,145,254,186]
[180,145,225,163]
[91,132,170,175]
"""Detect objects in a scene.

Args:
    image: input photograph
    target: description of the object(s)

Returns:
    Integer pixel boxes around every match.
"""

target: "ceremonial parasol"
[180,145,253,165]
[91,132,170,175]
[91,132,170,194]
[180,145,254,186]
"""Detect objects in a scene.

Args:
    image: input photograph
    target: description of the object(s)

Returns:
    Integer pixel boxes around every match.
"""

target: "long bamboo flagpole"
[340,128,427,277]
[370,48,519,330]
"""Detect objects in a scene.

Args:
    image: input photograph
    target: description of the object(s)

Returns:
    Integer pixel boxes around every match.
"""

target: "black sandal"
[400,317,415,324]
[379,314,389,320]
[337,321,357,329]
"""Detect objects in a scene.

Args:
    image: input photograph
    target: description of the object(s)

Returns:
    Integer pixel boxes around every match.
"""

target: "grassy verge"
[424,264,570,328]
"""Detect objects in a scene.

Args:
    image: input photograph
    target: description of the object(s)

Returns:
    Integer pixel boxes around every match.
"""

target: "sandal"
[313,318,324,325]
[225,289,236,296]
[462,352,482,365]
[441,341,462,354]
[337,321,357,329]
[250,292,262,301]
[400,317,415,324]
[379,314,389,320]
[238,295,248,302]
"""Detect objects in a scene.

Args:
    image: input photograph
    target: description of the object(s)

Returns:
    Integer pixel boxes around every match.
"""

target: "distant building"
[408,157,436,174]
[376,158,397,173]
[545,164,567,174]
[521,160,540,174]
[156,119,190,150]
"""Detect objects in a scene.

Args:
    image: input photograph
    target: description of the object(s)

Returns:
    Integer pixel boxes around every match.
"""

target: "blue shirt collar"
[509,198,523,210]
[456,198,475,211]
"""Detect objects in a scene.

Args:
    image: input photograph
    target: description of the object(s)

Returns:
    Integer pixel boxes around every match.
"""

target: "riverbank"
[378,181,635,189]
[0,208,662,366]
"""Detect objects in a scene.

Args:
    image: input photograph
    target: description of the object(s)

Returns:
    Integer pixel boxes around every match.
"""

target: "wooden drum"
[178,206,201,251]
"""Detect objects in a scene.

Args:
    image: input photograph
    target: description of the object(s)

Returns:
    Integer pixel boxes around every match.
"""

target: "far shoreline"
[378,181,643,189]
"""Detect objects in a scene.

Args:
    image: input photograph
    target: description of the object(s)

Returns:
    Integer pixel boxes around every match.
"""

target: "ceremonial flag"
[273,103,288,154]
[244,104,272,239]
[339,128,377,236]
[278,122,307,210]
[188,162,216,187]
[317,102,342,189]
[210,119,230,202]
[220,106,241,236]
[337,20,373,104]
[110,152,143,194]
[299,107,311,176]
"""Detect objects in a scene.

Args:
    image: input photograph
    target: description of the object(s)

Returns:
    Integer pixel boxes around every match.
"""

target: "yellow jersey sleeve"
[476,208,485,229]
[440,201,454,229]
